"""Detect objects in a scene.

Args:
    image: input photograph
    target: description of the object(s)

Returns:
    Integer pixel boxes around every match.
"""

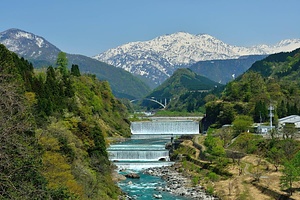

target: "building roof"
[279,115,300,124]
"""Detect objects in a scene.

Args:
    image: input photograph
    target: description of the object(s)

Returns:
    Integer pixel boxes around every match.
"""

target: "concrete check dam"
[108,120,199,170]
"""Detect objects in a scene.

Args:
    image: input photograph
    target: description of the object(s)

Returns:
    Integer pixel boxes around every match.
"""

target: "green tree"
[204,132,226,158]
[277,100,287,118]
[292,150,300,166]
[234,132,255,153]
[205,101,222,127]
[286,102,293,116]
[222,81,240,101]
[280,160,299,196]
[232,115,254,136]
[211,137,225,157]
[71,64,81,77]
[56,52,68,75]
[62,74,74,98]
[267,147,284,171]
[45,66,58,95]
[217,103,235,126]
[205,101,235,128]
[223,71,267,102]
[88,125,110,173]
[0,44,17,75]
[253,100,268,123]
[44,66,60,113]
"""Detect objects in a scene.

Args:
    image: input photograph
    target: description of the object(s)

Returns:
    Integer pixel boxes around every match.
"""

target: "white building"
[256,125,274,134]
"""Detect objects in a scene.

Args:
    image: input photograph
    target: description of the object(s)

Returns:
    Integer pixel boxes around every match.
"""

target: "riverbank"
[174,136,300,200]
[144,163,217,200]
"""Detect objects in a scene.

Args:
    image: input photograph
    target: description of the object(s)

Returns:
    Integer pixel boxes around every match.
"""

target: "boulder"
[125,173,140,179]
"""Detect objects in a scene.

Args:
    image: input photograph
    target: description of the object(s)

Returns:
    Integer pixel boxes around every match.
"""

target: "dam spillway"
[130,120,199,139]
[108,139,173,170]
[108,119,200,170]
[108,144,170,161]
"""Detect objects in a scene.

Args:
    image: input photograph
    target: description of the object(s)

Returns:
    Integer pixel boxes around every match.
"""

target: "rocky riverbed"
[143,164,218,200]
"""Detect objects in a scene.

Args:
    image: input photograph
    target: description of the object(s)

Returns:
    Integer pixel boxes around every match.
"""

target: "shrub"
[207,172,219,182]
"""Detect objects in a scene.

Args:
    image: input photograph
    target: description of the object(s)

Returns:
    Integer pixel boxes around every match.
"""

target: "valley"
[1,26,300,200]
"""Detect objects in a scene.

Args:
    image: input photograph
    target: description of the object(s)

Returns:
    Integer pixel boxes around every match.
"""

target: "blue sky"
[2,0,300,56]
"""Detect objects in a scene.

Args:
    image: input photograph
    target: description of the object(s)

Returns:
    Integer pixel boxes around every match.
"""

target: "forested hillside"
[167,48,300,199]
[185,48,300,199]
[0,44,130,199]
[145,68,224,112]
[205,47,300,127]
[67,54,151,99]
[29,53,151,99]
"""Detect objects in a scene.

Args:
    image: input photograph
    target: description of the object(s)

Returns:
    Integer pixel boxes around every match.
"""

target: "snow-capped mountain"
[0,28,60,62]
[93,32,300,88]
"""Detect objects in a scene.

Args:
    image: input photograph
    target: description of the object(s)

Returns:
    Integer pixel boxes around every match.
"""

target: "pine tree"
[277,100,287,118]
[63,74,74,98]
[287,102,293,116]
[56,52,68,75]
[71,64,81,77]
[292,103,299,115]
[254,101,267,122]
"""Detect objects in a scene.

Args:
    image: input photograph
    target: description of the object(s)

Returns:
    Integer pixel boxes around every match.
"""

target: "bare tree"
[216,126,233,148]
[281,123,297,139]
[252,157,263,182]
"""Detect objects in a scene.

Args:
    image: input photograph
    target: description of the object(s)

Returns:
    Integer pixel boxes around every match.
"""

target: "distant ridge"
[189,55,267,84]
[147,68,221,100]
[144,68,223,111]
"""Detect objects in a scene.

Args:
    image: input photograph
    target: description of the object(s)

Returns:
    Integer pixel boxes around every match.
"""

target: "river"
[108,119,214,200]
[109,138,189,199]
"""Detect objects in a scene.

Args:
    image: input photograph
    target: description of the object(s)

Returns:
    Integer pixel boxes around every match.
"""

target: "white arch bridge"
[130,98,169,109]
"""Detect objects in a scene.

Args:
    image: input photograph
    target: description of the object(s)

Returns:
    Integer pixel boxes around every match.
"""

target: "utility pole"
[269,104,274,130]
[260,111,262,124]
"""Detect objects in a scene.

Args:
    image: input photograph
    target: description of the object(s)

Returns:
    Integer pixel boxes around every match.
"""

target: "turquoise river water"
[118,170,189,200]
[109,138,191,199]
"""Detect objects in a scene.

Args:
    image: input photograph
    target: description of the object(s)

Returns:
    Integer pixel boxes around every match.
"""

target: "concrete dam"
[130,120,199,139]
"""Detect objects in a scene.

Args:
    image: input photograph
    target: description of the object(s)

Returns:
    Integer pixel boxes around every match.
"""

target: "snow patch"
[35,37,44,48]
[15,31,34,40]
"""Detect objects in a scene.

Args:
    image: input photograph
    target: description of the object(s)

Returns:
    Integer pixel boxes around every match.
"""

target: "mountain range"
[2,28,300,97]
[0,28,151,99]
[93,32,300,88]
